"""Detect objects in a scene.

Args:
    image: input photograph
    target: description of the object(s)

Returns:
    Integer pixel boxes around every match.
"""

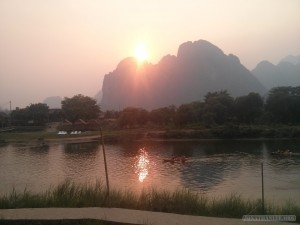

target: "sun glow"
[134,43,149,62]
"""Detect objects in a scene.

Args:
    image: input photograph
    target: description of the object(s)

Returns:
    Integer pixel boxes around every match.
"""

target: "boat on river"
[163,156,187,163]
[271,149,293,156]
[30,142,49,149]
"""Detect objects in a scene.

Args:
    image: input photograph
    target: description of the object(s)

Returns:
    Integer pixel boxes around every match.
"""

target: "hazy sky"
[1,0,299,109]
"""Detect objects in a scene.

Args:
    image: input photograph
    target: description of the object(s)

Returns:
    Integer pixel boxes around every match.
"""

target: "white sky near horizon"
[0,0,299,109]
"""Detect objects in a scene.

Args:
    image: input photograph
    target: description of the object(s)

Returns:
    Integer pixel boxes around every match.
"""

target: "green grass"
[0,181,299,223]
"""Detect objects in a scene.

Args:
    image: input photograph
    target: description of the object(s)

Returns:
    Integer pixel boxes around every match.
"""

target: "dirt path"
[0,208,297,225]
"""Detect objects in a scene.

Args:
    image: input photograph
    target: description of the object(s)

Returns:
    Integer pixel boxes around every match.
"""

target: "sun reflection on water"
[135,148,150,182]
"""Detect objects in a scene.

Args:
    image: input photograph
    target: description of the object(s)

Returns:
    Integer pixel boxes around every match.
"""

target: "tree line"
[0,86,299,129]
[115,86,300,128]
[1,94,100,127]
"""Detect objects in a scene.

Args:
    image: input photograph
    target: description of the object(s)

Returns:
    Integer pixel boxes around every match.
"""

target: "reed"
[0,180,299,222]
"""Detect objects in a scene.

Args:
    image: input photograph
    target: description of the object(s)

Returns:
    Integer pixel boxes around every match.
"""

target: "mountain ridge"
[101,39,266,110]
[252,55,300,90]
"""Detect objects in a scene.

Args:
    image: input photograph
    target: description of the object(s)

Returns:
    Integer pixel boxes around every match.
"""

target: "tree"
[104,110,120,119]
[150,105,176,126]
[265,86,300,123]
[0,110,9,127]
[61,94,100,123]
[202,91,234,126]
[27,103,49,125]
[48,108,62,122]
[234,92,263,123]
[11,108,28,126]
[174,102,202,127]
[118,107,149,128]
[11,103,49,126]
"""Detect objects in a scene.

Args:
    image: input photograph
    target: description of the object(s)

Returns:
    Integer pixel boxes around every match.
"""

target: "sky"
[0,0,300,109]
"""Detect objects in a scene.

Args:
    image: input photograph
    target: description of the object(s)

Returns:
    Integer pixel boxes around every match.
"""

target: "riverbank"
[0,131,101,144]
[0,181,299,223]
[1,125,300,144]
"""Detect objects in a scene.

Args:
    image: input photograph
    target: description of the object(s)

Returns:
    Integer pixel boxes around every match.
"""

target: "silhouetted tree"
[11,103,49,126]
[174,102,202,127]
[202,91,234,126]
[265,86,300,123]
[150,105,176,126]
[104,110,120,119]
[0,111,9,127]
[48,108,62,122]
[61,94,100,123]
[27,103,49,125]
[234,92,263,123]
[11,108,28,126]
[118,107,149,128]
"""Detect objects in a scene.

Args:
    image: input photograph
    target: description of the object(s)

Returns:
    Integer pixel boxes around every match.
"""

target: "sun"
[134,43,149,62]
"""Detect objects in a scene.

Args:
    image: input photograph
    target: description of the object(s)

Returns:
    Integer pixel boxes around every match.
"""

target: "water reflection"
[1,140,300,204]
[135,148,150,182]
[64,142,100,152]
[181,154,241,191]
[63,142,101,182]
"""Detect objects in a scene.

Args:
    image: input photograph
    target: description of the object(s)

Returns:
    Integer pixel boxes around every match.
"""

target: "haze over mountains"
[41,40,299,111]
[252,55,300,90]
[43,96,62,109]
[101,40,266,110]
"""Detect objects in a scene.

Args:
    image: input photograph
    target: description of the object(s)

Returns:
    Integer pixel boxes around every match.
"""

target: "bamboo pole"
[100,127,110,196]
[261,162,264,214]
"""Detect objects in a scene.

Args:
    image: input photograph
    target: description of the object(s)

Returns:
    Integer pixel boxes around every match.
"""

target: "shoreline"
[2,137,300,146]
[45,135,101,144]
[1,134,300,145]
[1,126,300,144]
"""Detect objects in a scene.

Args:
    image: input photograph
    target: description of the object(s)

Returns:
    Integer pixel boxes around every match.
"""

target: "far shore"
[45,134,101,144]
[1,125,300,144]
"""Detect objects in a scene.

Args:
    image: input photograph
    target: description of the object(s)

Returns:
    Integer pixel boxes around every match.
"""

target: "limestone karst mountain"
[101,40,266,110]
[43,96,62,109]
[252,55,300,91]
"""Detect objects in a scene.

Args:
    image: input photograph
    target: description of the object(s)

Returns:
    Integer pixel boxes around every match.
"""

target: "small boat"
[30,142,49,149]
[163,156,187,163]
[271,149,293,156]
[163,158,175,163]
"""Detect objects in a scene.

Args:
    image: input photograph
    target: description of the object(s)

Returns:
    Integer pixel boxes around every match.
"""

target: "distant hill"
[95,90,103,105]
[43,96,62,109]
[252,55,300,91]
[101,40,266,110]
[280,55,300,65]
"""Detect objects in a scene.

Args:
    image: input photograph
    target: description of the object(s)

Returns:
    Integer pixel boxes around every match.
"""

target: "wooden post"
[9,100,11,127]
[261,162,264,214]
[100,127,110,196]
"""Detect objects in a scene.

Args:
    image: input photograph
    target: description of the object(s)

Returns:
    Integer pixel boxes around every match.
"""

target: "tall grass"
[0,180,299,222]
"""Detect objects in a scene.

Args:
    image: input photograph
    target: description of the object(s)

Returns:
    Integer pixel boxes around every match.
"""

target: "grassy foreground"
[0,181,299,223]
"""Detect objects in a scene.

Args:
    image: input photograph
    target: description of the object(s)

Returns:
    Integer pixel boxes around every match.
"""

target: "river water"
[0,139,299,204]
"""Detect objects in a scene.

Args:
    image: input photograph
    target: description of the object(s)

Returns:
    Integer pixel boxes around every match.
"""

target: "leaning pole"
[100,127,110,196]
[261,162,264,214]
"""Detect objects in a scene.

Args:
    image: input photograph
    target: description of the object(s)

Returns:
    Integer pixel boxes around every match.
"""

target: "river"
[0,139,299,204]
